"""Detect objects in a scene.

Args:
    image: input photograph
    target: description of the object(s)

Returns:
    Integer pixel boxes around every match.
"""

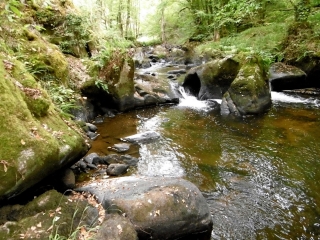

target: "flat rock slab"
[109,143,131,152]
[121,131,160,144]
[77,176,213,240]
[269,62,307,91]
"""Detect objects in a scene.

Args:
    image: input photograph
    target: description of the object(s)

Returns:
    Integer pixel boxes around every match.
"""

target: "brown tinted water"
[87,98,320,239]
[85,65,320,239]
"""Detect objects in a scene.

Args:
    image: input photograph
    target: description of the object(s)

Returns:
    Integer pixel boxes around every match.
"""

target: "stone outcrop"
[0,58,88,201]
[134,73,180,107]
[269,62,307,91]
[183,57,240,100]
[183,55,271,116]
[222,56,271,115]
[76,176,213,240]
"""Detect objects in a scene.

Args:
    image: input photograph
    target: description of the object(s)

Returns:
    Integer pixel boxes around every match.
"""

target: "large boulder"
[81,56,135,112]
[134,73,180,106]
[269,62,307,91]
[0,57,88,201]
[76,176,213,240]
[183,54,271,116]
[183,57,240,100]
[223,56,272,115]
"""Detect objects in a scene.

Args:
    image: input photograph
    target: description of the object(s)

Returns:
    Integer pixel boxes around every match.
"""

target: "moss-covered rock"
[0,57,88,201]
[225,55,272,115]
[81,54,136,112]
[0,190,99,240]
[183,57,240,100]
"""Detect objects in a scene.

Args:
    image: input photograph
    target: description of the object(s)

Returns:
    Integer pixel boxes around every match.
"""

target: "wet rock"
[183,57,240,100]
[106,164,129,176]
[225,56,271,115]
[144,94,159,105]
[269,62,307,91]
[84,153,99,165]
[77,176,213,240]
[58,168,76,190]
[134,73,180,107]
[100,154,121,165]
[86,123,98,132]
[120,155,139,166]
[96,214,138,240]
[101,108,117,118]
[167,74,176,79]
[109,143,131,153]
[167,69,187,74]
[121,131,161,144]
[87,163,98,169]
[86,131,99,140]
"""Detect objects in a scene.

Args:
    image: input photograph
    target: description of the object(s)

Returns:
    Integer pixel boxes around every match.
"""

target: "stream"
[84,64,320,239]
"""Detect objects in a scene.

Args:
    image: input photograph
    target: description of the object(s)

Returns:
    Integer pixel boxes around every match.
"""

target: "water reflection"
[88,91,320,239]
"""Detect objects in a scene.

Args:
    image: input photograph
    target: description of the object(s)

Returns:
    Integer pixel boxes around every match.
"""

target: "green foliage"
[95,79,109,92]
[197,22,288,68]
[42,81,79,115]
[54,13,91,55]
[1,0,22,22]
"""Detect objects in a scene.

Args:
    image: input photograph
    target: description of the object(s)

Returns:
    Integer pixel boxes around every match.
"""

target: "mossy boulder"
[183,57,240,100]
[77,176,213,240]
[0,190,98,240]
[223,56,271,115]
[22,28,70,84]
[81,55,136,112]
[0,57,88,201]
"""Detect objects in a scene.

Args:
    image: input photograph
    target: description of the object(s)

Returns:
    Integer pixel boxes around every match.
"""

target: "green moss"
[0,57,86,200]
[24,96,50,117]
[228,58,271,115]
[1,190,97,239]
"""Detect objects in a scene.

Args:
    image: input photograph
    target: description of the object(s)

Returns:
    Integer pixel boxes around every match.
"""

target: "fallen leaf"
[21,139,26,145]
[155,210,160,216]
[148,199,152,204]
[36,222,42,228]
[117,224,123,235]
[31,226,36,231]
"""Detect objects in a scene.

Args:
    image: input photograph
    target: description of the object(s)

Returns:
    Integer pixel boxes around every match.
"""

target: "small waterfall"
[178,86,211,110]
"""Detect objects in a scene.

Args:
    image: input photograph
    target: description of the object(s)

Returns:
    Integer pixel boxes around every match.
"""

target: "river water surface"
[87,65,320,239]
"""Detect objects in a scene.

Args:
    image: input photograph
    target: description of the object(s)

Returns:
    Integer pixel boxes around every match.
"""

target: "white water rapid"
[271,91,320,106]
[178,86,222,111]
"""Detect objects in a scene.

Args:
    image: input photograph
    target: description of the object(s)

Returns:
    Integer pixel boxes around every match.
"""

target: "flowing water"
[87,64,320,239]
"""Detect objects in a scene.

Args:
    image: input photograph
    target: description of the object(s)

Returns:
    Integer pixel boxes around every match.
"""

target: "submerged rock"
[121,131,161,144]
[76,176,213,240]
[109,143,131,153]
[106,164,129,176]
